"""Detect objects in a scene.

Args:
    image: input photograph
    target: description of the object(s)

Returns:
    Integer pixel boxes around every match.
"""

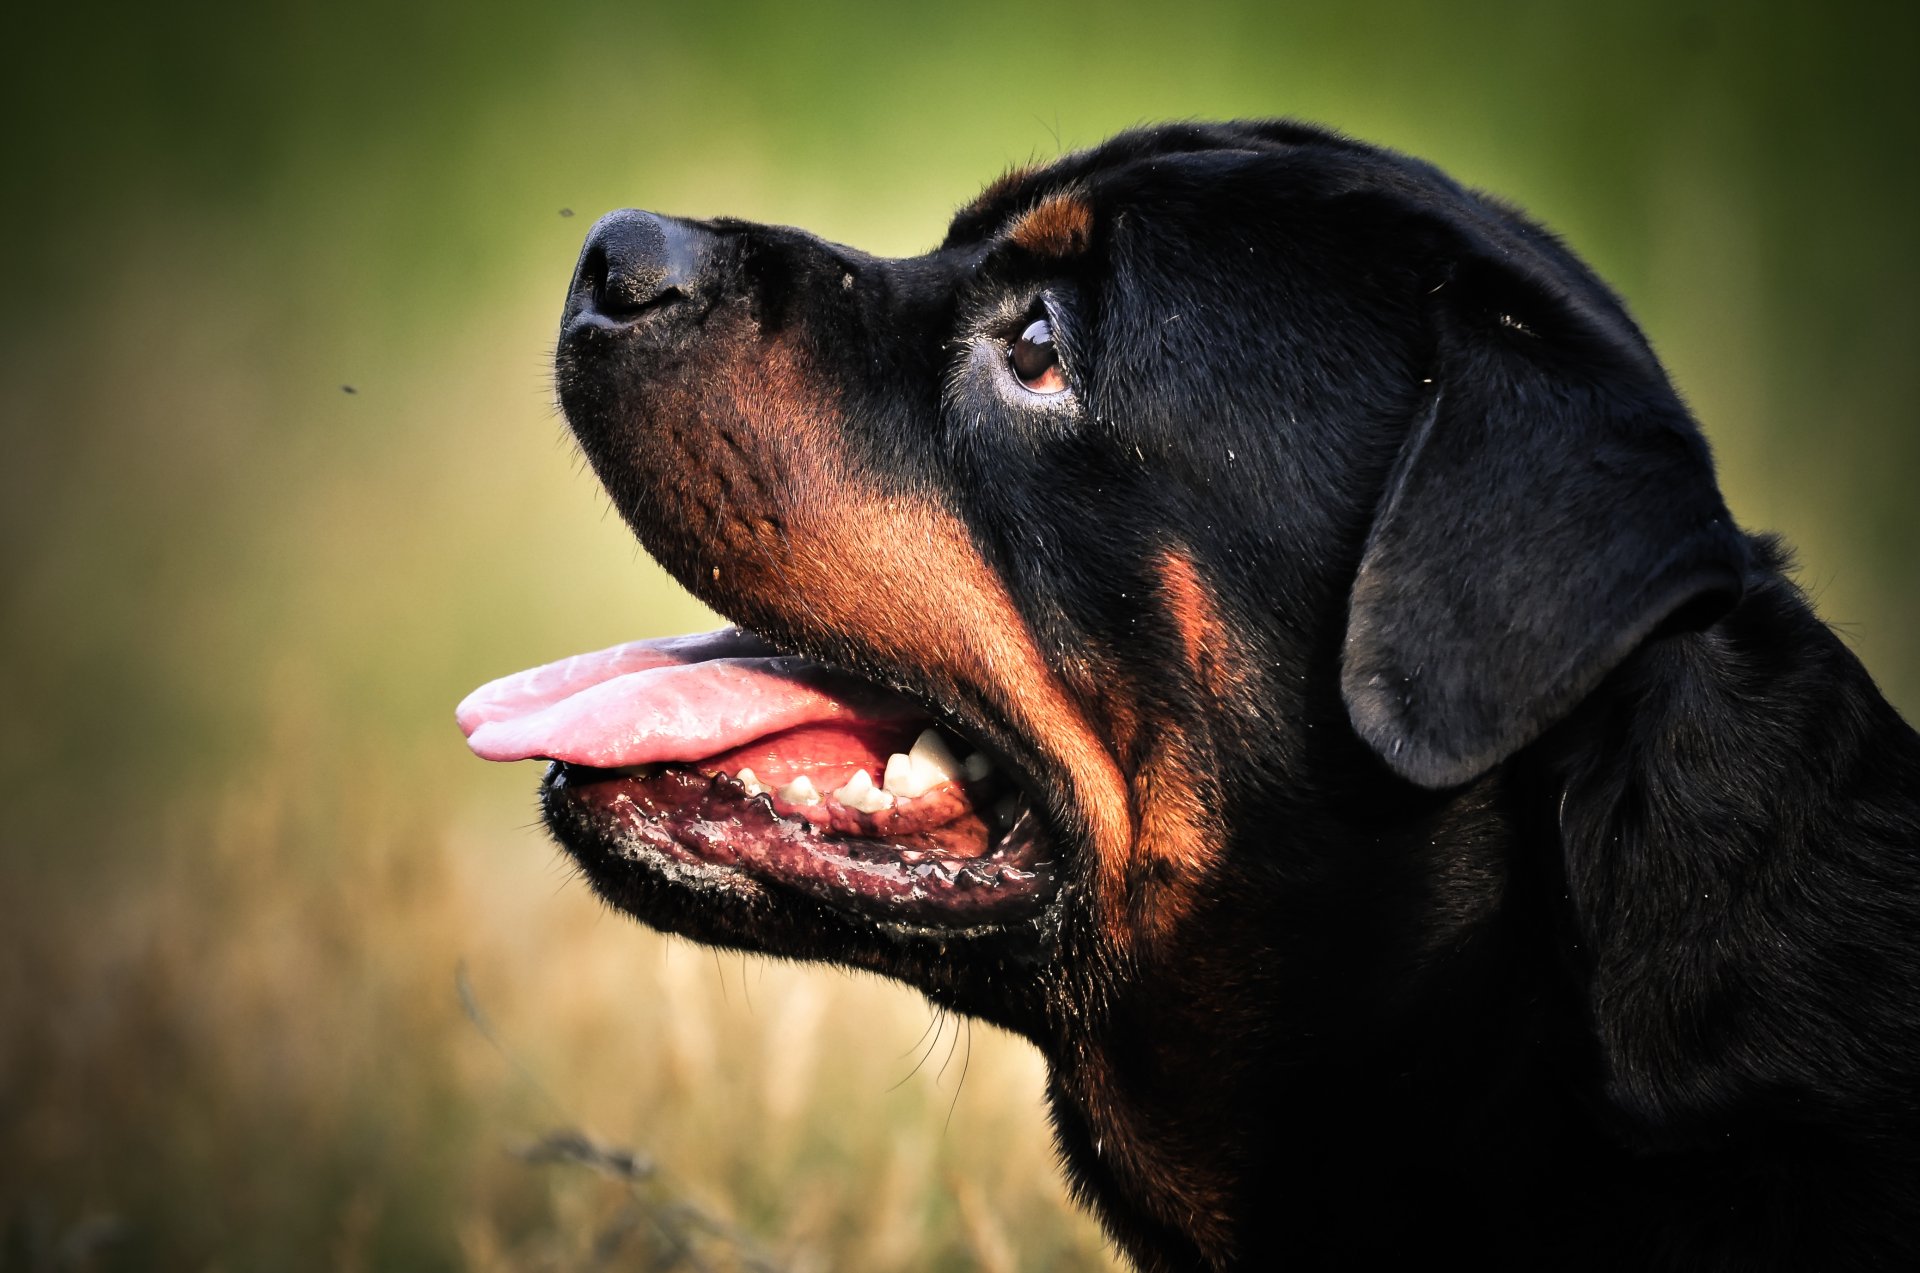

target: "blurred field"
[3,756,1103,1271]
[2,2,1916,1269]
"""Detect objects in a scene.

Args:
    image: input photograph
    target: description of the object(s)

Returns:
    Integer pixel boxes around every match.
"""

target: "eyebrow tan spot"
[1008,193,1094,259]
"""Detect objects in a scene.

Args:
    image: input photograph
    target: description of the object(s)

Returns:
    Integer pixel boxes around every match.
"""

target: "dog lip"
[703,625,1088,933]
[541,755,1058,929]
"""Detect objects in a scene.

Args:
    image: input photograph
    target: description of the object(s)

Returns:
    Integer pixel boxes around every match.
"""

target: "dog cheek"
[668,344,1138,874]
[782,492,1136,865]
[1113,553,1253,941]
[1061,552,1248,948]
[1118,738,1225,949]
[1156,550,1261,706]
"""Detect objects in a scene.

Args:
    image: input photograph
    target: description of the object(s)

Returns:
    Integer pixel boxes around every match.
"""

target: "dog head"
[461,120,1748,1265]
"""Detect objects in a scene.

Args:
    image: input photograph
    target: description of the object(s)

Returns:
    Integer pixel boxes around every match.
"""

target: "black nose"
[566,209,708,327]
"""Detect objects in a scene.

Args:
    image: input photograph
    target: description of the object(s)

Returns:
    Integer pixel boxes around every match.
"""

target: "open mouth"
[457,628,1056,926]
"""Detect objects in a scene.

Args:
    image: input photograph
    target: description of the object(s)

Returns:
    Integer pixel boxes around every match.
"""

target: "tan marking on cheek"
[1157,550,1255,704]
[1008,193,1094,259]
[797,496,1133,867]
[1116,734,1222,950]
[1070,552,1245,950]
[1076,664,1142,766]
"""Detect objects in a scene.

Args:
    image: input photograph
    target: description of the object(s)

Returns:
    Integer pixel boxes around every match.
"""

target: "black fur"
[545,121,1920,1270]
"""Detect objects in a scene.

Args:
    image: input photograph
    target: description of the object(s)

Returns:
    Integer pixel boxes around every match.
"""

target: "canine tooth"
[908,729,962,780]
[735,767,768,797]
[833,769,894,814]
[961,752,993,783]
[873,729,966,799]
[883,732,960,800]
[777,775,822,806]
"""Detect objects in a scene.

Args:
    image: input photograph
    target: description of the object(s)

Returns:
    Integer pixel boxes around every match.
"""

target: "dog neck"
[1047,551,1920,1269]
[1535,558,1920,1147]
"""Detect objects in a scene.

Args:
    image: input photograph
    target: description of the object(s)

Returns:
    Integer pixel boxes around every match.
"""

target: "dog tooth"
[833,768,894,814]
[882,752,922,798]
[961,752,993,783]
[735,767,768,797]
[777,775,823,806]
[908,729,962,781]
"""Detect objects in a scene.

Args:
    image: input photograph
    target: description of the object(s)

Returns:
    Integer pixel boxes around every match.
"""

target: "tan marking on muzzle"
[700,341,1134,881]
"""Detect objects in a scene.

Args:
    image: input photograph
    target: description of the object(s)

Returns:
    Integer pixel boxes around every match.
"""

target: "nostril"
[636,284,685,312]
[575,240,611,304]
[596,271,676,319]
[593,252,669,319]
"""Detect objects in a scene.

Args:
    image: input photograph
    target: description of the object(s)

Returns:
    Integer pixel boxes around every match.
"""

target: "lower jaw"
[541,762,1058,928]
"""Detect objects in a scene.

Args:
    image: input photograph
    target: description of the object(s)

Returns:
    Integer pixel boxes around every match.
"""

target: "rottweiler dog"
[460,121,1920,1270]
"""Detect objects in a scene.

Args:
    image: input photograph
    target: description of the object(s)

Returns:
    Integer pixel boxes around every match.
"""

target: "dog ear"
[1341,250,1749,789]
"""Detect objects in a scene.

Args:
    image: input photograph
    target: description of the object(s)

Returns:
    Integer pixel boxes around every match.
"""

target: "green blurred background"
[2,2,1914,1269]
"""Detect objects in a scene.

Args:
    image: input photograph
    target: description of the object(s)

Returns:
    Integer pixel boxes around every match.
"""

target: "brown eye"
[1009,318,1067,394]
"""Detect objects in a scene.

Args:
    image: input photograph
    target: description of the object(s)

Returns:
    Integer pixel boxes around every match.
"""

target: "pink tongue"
[457,628,920,769]
[456,628,773,733]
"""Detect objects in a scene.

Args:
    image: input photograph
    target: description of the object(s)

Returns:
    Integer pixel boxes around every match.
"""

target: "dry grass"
[0,746,1116,1271]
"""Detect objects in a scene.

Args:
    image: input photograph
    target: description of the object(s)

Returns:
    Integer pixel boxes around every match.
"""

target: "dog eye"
[1008,318,1067,394]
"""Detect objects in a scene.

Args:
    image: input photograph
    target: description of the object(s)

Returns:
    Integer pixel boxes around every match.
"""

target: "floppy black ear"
[1342,253,1749,789]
